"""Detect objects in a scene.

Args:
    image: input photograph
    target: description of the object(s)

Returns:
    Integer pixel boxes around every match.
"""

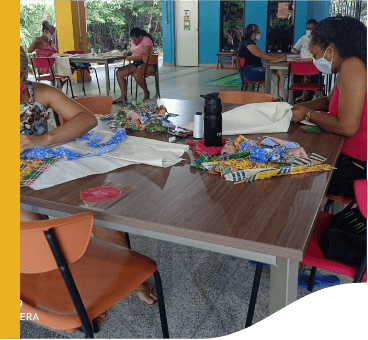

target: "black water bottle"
[200,92,222,147]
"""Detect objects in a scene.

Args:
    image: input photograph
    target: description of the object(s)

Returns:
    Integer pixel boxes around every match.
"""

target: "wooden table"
[20,98,344,315]
[216,51,237,69]
[264,58,316,97]
[69,53,126,96]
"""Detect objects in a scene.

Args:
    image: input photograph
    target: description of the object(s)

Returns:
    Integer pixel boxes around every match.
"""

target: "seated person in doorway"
[113,27,156,104]
[291,19,319,102]
[291,16,366,198]
[20,46,158,312]
[237,24,287,99]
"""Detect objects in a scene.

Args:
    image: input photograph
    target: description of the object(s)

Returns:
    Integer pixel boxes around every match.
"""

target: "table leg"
[265,65,272,94]
[105,61,110,96]
[269,257,298,315]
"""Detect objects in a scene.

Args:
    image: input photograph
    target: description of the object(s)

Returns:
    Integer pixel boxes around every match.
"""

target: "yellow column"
[54,1,88,80]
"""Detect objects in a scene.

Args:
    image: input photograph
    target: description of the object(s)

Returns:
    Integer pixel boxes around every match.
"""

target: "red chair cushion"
[354,180,367,218]
[289,61,320,76]
[243,80,265,84]
[290,83,324,91]
[302,212,367,281]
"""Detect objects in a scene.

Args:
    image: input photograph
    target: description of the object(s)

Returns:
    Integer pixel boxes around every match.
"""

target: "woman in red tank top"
[291,16,367,198]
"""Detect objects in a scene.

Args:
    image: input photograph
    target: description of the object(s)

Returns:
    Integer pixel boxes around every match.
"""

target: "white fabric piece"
[53,56,72,77]
[30,121,189,190]
[182,102,292,135]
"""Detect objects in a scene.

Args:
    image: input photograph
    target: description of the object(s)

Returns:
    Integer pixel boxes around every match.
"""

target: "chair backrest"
[20,213,94,274]
[235,56,246,69]
[64,50,84,55]
[289,61,320,76]
[218,90,274,105]
[58,96,113,125]
[31,57,56,73]
[142,54,159,65]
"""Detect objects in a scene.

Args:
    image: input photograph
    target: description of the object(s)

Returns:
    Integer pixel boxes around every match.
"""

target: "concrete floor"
[21,60,354,339]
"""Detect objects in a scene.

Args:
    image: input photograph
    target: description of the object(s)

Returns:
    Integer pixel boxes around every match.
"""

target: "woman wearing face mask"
[28,20,57,74]
[291,16,367,197]
[237,24,287,98]
[113,27,155,104]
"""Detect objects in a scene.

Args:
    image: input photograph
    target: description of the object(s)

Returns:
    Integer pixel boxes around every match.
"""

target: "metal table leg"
[265,65,272,94]
[104,61,110,96]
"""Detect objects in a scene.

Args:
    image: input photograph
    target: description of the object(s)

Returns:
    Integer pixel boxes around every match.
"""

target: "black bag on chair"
[321,201,367,264]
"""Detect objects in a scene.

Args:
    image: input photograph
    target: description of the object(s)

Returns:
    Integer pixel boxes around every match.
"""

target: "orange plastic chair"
[218,90,274,105]
[20,213,169,338]
[57,96,113,125]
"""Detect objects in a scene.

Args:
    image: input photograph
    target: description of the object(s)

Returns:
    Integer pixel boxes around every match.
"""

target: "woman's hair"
[42,20,54,32]
[129,27,154,45]
[243,24,260,39]
[307,19,318,26]
[311,16,366,66]
[20,46,29,78]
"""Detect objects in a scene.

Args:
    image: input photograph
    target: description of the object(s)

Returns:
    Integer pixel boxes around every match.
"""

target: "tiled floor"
[21,60,353,339]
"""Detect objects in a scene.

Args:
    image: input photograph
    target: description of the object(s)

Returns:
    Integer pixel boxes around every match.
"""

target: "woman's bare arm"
[246,44,287,62]
[20,83,98,153]
[28,37,44,53]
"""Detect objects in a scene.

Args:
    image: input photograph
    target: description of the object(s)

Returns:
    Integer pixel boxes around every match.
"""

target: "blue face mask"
[313,48,333,74]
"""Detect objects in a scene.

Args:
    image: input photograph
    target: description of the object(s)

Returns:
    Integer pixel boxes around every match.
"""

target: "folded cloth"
[182,102,292,135]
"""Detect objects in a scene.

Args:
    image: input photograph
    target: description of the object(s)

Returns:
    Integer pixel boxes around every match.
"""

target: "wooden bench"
[216,51,237,69]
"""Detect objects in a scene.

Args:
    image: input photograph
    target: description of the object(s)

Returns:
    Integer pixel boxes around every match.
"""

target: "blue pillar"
[199,1,220,65]
[162,0,174,65]
[244,0,268,53]
[295,1,308,44]
[308,0,330,22]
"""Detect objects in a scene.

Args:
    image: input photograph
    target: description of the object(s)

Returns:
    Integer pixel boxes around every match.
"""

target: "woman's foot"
[133,281,157,306]
[94,310,109,330]
[112,96,127,104]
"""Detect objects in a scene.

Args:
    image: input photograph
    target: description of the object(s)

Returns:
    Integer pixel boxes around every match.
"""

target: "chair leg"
[81,69,86,96]
[307,266,317,292]
[124,232,131,249]
[153,271,169,338]
[245,262,263,328]
[68,78,75,99]
[256,83,260,92]
[354,254,367,283]
[93,68,101,94]
[114,68,116,94]
[130,75,133,96]
[324,199,334,213]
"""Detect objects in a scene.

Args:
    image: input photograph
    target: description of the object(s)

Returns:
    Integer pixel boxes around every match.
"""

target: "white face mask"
[255,33,261,41]
[306,30,312,37]
[46,32,54,40]
[313,48,333,74]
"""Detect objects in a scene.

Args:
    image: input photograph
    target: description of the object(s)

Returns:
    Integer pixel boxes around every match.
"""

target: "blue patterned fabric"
[21,128,127,161]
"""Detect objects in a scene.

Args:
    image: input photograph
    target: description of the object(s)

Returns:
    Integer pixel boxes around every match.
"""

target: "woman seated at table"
[291,16,366,198]
[237,24,287,99]
[20,46,158,309]
[113,27,155,104]
[28,20,57,75]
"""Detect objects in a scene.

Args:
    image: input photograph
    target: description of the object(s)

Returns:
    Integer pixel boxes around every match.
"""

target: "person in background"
[237,24,287,100]
[291,19,319,102]
[291,16,366,198]
[28,20,57,75]
[113,27,155,104]
[20,46,158,310]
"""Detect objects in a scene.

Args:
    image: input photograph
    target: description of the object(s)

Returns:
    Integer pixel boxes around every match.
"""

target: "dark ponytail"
[130,27,155,46]
[311,16,366,66]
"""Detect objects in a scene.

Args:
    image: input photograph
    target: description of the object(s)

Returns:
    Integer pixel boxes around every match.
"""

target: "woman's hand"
[20,134,47,154]
[291,105,311,123]
[126,55,133,61]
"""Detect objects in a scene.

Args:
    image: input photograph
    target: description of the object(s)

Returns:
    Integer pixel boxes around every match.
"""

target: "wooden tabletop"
[68,54,126,63]
[20,98,344,261]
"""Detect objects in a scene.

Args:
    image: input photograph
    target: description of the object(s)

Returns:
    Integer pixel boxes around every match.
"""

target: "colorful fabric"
[21,128,127,161]
[190,135,333,184]
[20,81,51,136]
[20,158,58,187]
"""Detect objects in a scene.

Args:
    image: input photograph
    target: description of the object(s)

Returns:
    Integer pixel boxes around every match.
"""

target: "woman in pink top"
[28,20,57,74]
[114,27,155,104]
[292,16,366,198]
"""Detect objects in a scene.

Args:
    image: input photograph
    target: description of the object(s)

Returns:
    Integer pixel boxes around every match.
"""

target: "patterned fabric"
[20,158,59,187]
[20,81,50,136]
[21,128,127,161]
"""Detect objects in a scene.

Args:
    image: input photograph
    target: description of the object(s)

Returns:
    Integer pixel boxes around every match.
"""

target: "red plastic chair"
[64,50,101,96]
[30,57,75,98]
[302,180,367,291]
[286,61,324,103]
[236,57,265,92]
